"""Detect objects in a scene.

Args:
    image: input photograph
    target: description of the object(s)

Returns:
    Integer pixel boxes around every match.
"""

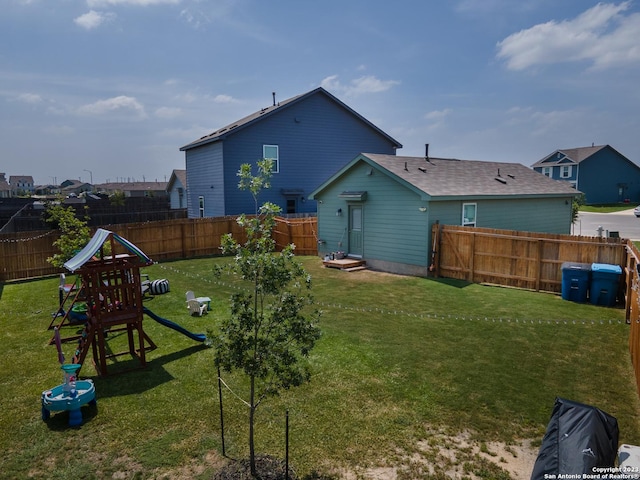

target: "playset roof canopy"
[63,228,152,272]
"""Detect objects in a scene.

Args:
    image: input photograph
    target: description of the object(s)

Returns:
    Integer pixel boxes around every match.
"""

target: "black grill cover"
[531,397,619,480]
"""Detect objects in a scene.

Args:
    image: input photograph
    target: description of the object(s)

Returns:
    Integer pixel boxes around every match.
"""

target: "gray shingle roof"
[167,169,186,191]
[179,87,402,151]
[363,153,580,198]
[531,145,608,167]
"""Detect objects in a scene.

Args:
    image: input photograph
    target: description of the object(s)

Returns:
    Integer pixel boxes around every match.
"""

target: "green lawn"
[580,204,637,213]
[1,256,639,479]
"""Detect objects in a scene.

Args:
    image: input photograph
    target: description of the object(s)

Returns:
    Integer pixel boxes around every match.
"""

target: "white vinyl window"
[561,165,572,178]
[263,145,279,173]
[542,167,551,177]
[462,203,477,227]
[198,195,205,218]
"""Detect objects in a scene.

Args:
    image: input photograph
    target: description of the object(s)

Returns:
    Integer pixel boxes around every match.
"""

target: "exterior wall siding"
[193,92,398,216]
[316,161,430,272]
[429,197,574,235]
[578,150,640,204]
[186,142,225,218]
[169,184,185,209]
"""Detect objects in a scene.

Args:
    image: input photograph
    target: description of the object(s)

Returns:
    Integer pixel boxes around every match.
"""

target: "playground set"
[43,228,207,426]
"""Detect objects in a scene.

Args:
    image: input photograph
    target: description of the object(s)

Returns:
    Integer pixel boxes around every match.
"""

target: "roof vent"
[418,167,427,173]
[425,143,429,161]
[272,91,276,107]
[404,162,408,171]
[507,174,515,179]
[495,176,507,184]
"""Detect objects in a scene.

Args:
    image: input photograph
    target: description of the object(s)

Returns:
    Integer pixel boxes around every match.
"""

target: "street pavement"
[574,208,640,240]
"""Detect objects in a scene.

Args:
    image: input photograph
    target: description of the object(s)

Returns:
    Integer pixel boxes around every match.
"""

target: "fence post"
[468,231,475,283]
[217,366,226,457]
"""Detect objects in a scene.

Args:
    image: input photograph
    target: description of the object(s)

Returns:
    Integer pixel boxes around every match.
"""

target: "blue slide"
[143,307,207,342]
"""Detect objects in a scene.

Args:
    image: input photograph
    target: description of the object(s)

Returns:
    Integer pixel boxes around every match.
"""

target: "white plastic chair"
[187,298,207,316]
[59,274,76,294]
[185,290,195,302]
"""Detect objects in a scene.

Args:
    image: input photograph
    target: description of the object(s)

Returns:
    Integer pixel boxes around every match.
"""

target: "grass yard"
[1,255,639,479]
[580,204,637,213]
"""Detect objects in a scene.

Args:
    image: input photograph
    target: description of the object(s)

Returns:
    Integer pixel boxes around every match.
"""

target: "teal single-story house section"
[309,153,580,277]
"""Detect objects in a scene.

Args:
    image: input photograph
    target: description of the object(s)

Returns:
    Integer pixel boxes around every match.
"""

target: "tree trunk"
[249,375,256,477]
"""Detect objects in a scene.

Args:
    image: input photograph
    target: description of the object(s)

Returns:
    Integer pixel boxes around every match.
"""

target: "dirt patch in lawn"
[333,429,538,480]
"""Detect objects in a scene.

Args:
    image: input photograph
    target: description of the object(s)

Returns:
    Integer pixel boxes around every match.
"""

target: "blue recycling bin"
[561,262,591,303]
[590,263,622,307]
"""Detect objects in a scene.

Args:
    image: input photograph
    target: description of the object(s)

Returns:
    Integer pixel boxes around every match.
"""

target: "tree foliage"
[44,201,91,268]
[572,194,586,224]
[209,159,321,476]
[109,190,126,207]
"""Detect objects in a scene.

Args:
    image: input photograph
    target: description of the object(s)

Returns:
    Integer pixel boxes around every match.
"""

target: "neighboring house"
[60,180,93,197]
[96,181,168,198]
[166,169,187,209]
[0,173,11,198]
[9,175,35,196]
[531,144,640,204]
[34,184,61,195]
[309,153,580,277]
[179,87,402,218]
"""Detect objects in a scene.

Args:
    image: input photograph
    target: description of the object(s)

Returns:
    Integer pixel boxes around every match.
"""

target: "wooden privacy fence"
[431,224,626,293]
[0,216,318,282]
[625,243,640,395]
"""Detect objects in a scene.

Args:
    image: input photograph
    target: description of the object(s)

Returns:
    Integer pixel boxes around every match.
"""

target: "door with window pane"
[348,205,363,258]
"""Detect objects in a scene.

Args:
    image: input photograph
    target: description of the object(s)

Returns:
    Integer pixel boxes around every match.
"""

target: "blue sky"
[2,0,640,185]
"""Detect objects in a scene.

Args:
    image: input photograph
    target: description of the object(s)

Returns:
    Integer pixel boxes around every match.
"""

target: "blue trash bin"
[590,263,622,307]
[561,262,591,303]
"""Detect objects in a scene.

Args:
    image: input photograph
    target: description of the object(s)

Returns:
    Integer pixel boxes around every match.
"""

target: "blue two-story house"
[179,87,402,217]
[531,145,640,204]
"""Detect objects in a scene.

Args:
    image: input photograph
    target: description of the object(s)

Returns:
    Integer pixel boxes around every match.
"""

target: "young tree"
[572,194,586,224]
[44,201,91,268]
[210,159,321,476]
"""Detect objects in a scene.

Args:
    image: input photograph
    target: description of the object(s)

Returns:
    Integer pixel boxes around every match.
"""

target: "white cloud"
[74,10,116,30]
[179,8,210,29]
[17,93,43,104]
[497,2,640,71]
[320,74,399,97]
[424,109,452,121]
[155,106,182,118]
[77,95,147,118]
[213,94,237,104]
[87,0,180,6]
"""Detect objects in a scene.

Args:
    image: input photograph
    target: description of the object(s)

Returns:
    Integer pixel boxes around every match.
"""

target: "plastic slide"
[142,307,207,342]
